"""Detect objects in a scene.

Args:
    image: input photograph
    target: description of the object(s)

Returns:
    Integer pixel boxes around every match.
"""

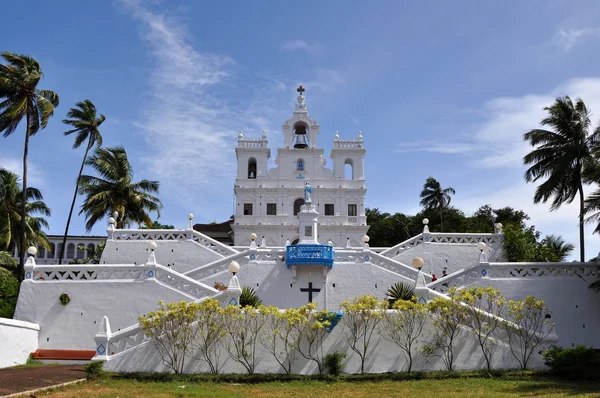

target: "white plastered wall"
[474,277,600,349]
[0,318,39,368]
[394,242,505,275]
[14,279,197,350]
[101,240,222,273]
[102,313,546,374]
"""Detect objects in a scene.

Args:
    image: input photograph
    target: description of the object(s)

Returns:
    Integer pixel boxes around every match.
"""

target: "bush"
[0,268,19,318]
[239,287,262,307]
[59,293,71,306]
[324,351,347,376]
[84,360,105,380]
[543,345,600,380]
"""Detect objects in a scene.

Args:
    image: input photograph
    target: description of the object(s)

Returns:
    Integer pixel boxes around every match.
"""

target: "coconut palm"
[78,146,162,231]
[0,52,59,279]
[539,235,575,262]
[523,96,597,262]
[419,177,456,232]
[58,100,105,264]
[0,169,51,258]
[0,251,16,271]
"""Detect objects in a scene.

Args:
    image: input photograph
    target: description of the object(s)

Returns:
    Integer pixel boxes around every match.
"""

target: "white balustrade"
[238,139,268,148]
[379,234,423,257]
[333,140,362,148]
[27,264,150,281]
[184,250,251,281]
[427,262,600,293]
[427,233,501,245]
[155,265,218,299]
[109,228,237,256]
[333,249,430,283]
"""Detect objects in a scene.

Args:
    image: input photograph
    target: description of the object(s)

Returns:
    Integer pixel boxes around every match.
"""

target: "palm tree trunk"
[59,139,92,264]
[578,183,585,262]
[440,206,444,233]
[18,114,30,282]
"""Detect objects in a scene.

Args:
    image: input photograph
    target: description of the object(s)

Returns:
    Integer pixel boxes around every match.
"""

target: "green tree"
[538,235,575,262]
[58,100,105,264]
[455,287,506,371]
[78,146,162,230]
[419,177,456,232]
[0,266,19,318]
[0,169,51,255]
[502,223,540,262]
[380,299,428,372]
[140,221,175,229]
[339,295,388,374]
[0,52,59,280]
[523,96,597,262]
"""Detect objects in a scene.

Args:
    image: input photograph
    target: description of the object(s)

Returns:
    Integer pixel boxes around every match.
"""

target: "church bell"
[294,133,308,149]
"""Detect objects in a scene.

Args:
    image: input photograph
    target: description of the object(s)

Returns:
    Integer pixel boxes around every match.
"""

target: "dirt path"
[0,365,85,397]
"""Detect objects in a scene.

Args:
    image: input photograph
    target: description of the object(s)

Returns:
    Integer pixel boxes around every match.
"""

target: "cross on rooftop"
[297,85,305,95]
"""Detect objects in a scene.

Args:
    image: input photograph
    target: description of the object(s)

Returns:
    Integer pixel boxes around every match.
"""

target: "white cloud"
[396,141,478,154]
[302,68,347,92]
[282,40,323,54]
[120,0,288,217]
[455,182,600,261]
[399,77,600,169]
[556,27,600,51]
[0,157,45,187]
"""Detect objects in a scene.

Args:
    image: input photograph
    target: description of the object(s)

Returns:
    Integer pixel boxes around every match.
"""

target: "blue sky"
[2,0,600,259]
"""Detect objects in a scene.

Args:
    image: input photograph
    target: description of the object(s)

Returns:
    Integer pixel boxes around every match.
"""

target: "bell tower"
[282,86,320,149]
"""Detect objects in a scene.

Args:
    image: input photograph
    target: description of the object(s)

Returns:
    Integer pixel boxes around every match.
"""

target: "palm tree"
[0,52,59,280]
[419,177,456,232]
[523,96,597,262]
[78,146,162,231]
[0,169,51,256]
[58,100,105,264]
[239,286,262,307]
[385,282,415,307]
[539,235,575,262]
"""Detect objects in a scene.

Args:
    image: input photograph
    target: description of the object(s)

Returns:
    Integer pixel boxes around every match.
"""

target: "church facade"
[231,87,368,247]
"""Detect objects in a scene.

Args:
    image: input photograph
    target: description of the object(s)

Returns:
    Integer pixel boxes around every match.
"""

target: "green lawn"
[43,376,600,397]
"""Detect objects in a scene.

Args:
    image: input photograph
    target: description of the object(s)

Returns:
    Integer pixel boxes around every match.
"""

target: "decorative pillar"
[24,247,37,280]
[145,241,158,278]
[187,213,194,239]
[94,316,112,361]
[422,218,430,243]
[297,204,319,244]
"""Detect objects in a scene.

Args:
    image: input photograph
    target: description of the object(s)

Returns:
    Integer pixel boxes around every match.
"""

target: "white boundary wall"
[101,313,549,374]
[0,318,39,368]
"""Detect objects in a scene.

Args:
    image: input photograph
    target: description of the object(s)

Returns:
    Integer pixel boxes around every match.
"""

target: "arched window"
[293,198,304,215]
[291,238,299,245]
[248,158,257,179]
[344,158,354,180]
[48,243,55,259]
[297,159,304,171]
[67,243,75,259]
[38,246,46,258]
[87,243,95,257]
[76,243,85,259]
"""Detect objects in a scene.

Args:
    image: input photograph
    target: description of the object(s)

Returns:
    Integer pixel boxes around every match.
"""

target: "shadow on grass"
[501,375,600,397]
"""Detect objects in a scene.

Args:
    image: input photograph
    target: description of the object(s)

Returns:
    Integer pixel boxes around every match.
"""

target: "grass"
[41,373,600,397]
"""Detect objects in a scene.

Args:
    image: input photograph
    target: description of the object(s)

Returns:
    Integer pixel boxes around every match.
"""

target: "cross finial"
[297,85,305,95]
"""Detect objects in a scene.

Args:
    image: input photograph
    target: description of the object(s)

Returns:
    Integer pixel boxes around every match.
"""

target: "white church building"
[232,85,368,247]
[1,88,599,374]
